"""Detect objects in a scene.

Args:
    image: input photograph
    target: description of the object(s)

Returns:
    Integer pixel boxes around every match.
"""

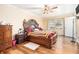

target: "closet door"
[65,17,75,37]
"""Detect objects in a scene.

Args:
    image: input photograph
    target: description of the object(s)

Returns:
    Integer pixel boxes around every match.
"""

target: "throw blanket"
[28,31,56,39]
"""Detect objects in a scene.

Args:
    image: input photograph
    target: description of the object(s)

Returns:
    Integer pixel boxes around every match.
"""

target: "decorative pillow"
[26,26,32,33]
[48,32,56,38]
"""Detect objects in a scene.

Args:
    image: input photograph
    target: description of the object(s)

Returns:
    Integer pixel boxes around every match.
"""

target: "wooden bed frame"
[23,19,57,48]
[27,32,57,49]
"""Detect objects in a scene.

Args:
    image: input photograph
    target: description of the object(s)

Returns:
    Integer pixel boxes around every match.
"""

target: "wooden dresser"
[0,25,12,52]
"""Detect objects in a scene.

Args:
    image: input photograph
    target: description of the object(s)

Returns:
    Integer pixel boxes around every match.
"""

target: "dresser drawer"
[0,32,4,39]
[0,32,4,35]
[0,36,3,40]
[5,40,12,47]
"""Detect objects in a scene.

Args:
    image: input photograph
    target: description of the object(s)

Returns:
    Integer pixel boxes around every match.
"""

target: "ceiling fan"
[13,4,58,14]
[43,4,58,14]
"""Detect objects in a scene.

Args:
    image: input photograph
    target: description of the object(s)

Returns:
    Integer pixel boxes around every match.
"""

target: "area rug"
[24,42,40,50]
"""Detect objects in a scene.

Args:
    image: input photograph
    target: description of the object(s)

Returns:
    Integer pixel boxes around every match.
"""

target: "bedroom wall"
[0,4,43,39]
[42,19,48,31]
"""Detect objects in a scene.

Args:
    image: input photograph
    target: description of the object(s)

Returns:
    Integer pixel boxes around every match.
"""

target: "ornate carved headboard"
[23,19,40,32]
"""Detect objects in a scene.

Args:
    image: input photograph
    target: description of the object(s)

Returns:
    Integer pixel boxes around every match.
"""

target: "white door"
[65,17,75,37]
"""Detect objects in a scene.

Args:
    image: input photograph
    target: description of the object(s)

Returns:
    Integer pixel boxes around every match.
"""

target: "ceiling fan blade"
[21,7,41,9]
[52,6,58,9]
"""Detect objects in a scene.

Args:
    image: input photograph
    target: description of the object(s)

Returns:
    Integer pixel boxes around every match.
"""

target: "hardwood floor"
[4,36,79,54]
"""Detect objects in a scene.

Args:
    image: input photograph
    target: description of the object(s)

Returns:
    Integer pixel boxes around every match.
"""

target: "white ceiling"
[12,4,77,18]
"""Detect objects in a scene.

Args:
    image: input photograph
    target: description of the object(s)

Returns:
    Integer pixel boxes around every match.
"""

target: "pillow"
[34,29,39,31]
[26,26,32,32]
[48,32,56,38]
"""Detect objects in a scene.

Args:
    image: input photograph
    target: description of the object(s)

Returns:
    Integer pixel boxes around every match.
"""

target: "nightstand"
[15,34,26,44]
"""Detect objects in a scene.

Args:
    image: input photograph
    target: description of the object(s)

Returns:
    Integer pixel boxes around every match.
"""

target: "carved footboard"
[27,32,57,49]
